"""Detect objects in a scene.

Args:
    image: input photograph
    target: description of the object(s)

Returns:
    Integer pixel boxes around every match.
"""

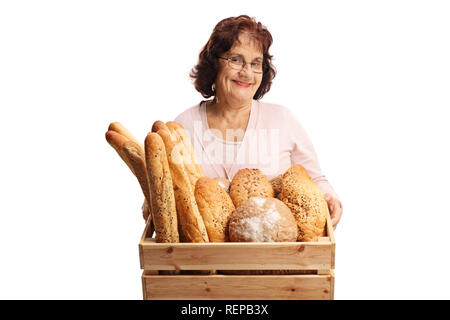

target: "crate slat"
[142,272,333,300]
[140,240,332,270]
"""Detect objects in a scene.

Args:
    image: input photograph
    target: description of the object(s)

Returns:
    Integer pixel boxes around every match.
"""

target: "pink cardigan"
[174,99,339,199]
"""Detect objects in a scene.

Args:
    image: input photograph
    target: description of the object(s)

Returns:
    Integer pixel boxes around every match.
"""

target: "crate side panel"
[142,275,332,300]
[140,242,332,270]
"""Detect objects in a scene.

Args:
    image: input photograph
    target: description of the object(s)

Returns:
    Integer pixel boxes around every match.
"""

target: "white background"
[1,0,449,299]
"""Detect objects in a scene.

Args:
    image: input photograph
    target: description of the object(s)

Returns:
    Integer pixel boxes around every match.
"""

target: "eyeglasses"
[218,55,263,74]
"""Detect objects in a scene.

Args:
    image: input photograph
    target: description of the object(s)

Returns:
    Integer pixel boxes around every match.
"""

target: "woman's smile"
[232,80,251,88]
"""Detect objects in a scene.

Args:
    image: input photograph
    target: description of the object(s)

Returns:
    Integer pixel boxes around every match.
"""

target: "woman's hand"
[324,193,343,230]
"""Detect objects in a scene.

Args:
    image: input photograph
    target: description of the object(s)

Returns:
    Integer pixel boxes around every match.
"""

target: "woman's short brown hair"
[190,15,276,100]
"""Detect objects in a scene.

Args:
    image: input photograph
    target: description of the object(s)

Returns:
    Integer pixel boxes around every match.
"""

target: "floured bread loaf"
[229,169,274,208]
[281,164,328,242]
[194,177,235,242]
[228,197,298,242]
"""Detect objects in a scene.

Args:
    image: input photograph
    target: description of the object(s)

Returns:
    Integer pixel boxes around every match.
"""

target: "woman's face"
[215,33,263,105]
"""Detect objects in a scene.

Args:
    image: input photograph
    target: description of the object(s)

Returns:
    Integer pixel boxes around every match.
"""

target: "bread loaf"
[229,168,274,208]
[194,177,235,242]
[214,177,230,193]
[221,197,299,276]
[106,128,152,219]
[108,121,144,151]
[121,140,151,205]
[157,129,209,243]
[166,121,203,191]
[144,132,179,243]
[151,120,170,134]
[105,130,133,172]
[281,164,328,242]
[228,197,298,242]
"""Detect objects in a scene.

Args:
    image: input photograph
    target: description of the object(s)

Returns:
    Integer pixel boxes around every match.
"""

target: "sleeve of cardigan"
[287,109,340,200]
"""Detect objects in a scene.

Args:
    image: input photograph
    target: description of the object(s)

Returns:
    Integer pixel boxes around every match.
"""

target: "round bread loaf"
[228,197,298,242]
[229,168,274,208]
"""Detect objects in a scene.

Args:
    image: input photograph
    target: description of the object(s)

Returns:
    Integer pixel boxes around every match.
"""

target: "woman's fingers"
[331,200,342,230]
[324,193,342,230]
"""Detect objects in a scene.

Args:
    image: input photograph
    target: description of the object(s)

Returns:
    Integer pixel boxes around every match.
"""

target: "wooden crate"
[139,213,335,300]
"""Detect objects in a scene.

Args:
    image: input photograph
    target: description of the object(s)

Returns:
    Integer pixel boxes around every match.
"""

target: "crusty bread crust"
[145,132,179,243]
[281,164,327,242]
[108,121,144,150]
[229,168,274,208]
[166,121,203,191]
[106,128,152,218]
[194,177,235,242]
[105,130,133,172]
[121,140,151,206]
[228,197,297,242]
[157,129,209,242]
[151,120,170,134]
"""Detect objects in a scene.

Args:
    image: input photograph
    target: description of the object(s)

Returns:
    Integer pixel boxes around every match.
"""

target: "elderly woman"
[152,15,343,229]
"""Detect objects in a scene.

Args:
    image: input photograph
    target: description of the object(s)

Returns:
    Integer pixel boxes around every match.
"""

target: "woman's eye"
[251,62,261,67]
[231,57,242,63]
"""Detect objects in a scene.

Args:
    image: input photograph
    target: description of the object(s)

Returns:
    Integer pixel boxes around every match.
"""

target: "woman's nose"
[239,63,252,76]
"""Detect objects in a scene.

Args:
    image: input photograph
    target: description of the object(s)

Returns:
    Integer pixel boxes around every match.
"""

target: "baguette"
[151,120,170,134]
[121,140,151,209]
[108,121,144,150]
[157,129,209,242]
[144,132,179,243]
[105,130,134,173]
[166,121,203,190]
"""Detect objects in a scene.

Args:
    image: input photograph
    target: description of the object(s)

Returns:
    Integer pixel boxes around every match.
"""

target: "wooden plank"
[330,269,335,299]
[142,274,333,300]
[140,240,332,271]
[325,211,336,269]
[317,237,331,275]
[139,219,152,269]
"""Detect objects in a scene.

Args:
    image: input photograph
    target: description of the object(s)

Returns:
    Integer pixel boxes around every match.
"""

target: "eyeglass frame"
[217,55,264,74]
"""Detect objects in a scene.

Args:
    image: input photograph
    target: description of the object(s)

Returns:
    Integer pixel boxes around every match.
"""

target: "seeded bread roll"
[228,197,298,242]
[144,132,179,243]
[194,177,235,242]
[281,164,328,242]
[229,168,274,208]
[157,129,209,243]
[166,121,203,191]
